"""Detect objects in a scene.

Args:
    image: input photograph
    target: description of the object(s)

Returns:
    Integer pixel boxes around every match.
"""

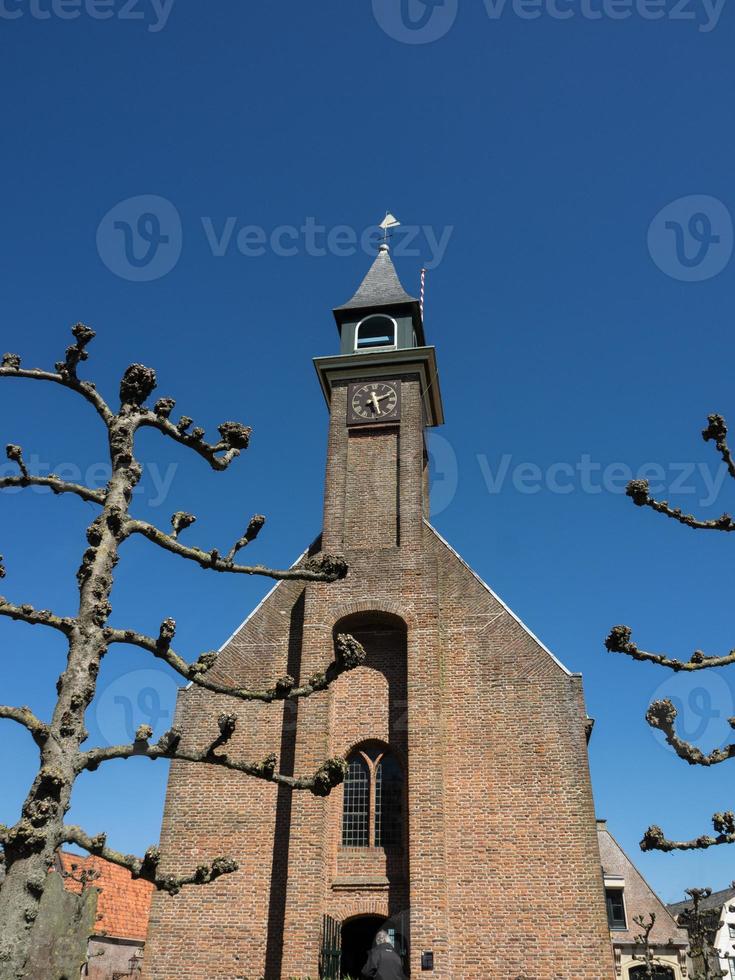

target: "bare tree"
[630,912,670,978]
[605,412,735,853]
[675,889,727,980]
[0,325,365,979]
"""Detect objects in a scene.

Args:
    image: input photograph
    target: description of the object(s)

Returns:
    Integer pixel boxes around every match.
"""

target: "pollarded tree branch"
[225,514,265,562]
[136,400,250,472]
[645,699,735,767]
[104,621,366,703]
[78,717,348,797]
[0,706,49,748]
[0,597,75,635]
[121,516,348,582]
[0,326,113,425]
[0,472,105,506]
[59,825,238,896]
[702,413,735,481]
[642,812,735,852]
[623,413,735,533]
[625,479,735,532]
[605,625,735,671]
[1,443,105,505]
[169,511,265,561]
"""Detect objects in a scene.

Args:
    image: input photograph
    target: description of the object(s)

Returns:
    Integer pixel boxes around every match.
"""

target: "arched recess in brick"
[329,611,408,758]
[330,599,417,631]
[327,612,410,916]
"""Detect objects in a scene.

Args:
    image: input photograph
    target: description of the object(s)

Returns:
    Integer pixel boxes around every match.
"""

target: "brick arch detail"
[342,738,407,772]
[331,897,391,922]
[330,598,416,629]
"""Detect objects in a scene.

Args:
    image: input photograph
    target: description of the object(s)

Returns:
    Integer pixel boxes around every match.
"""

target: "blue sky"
[1,0,734,906]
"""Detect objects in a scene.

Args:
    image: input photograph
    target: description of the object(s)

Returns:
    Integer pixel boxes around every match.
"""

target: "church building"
[143,245,614,979]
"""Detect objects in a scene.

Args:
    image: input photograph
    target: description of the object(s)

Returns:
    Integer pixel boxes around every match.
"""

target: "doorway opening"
[340,915,385,979]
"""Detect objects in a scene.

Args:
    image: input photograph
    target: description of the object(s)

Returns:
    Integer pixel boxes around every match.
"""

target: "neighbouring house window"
[629,967,674,979]
[341,745,403,849]
[729,923,735,939]
[355,314,396,351]
[729,958,735,980]
[605,888,627,929]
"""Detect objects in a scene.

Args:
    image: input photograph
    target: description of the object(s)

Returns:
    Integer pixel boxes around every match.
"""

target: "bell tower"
[146,231,616,980]
[314,242,443,553]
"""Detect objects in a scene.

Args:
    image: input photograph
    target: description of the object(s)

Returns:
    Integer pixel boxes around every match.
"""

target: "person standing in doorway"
[360,929,408,980]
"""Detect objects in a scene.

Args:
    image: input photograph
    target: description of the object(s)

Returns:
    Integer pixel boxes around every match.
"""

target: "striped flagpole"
[420,267,427,321]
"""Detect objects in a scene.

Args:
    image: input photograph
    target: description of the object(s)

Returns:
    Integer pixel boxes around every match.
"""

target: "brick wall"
[143,371,615,980]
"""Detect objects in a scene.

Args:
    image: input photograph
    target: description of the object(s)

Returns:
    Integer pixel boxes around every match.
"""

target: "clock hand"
[375,393,391,402]
[369,393,381,415]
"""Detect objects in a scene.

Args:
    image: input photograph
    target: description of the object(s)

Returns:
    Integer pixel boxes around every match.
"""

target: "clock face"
[347,380,401,425]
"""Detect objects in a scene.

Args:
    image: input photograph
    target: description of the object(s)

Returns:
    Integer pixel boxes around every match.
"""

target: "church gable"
[206,546,317,689]
[147,242,615,980]
[424,521,574,681]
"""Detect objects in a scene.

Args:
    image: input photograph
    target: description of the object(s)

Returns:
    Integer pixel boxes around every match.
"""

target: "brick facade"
[143,256,615,980]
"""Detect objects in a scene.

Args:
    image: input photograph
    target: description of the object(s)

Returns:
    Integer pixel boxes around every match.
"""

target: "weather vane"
[379,211,400,244]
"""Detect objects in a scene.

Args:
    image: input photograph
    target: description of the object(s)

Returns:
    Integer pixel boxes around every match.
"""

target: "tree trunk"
[0,423,135,979]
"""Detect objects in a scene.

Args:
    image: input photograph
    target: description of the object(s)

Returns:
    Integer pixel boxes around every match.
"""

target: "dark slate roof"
[668,886,735,916]
[335,245,418,311]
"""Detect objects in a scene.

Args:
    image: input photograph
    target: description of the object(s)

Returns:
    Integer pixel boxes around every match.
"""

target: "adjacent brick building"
[597,821,688,979]
[143,245,615,979]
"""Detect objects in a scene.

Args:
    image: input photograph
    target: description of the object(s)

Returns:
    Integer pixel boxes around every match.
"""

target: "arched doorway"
[341,915,385,978]
[628,966,675,979]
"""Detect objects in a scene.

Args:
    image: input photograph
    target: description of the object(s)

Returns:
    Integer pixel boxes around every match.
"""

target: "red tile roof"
[58,851,153,942]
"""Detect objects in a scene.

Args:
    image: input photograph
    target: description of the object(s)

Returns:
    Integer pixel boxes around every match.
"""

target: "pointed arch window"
[341,745,403,849]
[342,754,370,847]
[375,753,402,848]
[355,314,397,351]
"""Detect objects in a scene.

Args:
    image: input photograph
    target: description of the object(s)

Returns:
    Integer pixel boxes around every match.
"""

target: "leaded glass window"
[342,755,369,846]
[375,754,403,848]
[341,745,403,850]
